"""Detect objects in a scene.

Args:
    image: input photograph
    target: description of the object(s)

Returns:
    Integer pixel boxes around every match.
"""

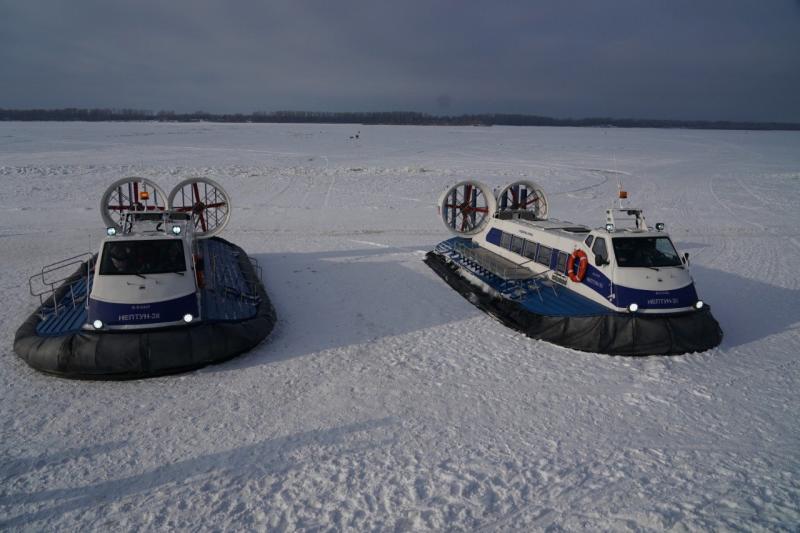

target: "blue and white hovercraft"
[424,180,722,355]
[15,177,276,379]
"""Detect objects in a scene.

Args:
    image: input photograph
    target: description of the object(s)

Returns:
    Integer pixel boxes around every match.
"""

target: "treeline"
[2,107,799,131]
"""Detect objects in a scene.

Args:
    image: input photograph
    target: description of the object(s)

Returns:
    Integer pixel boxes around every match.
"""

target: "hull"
[425,247,723,356]
[14,237,276,379]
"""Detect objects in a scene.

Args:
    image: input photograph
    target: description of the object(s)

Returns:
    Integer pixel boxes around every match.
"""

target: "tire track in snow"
[550,170,610,196]
[708,176,766,231]
[299,174,316,207]
[324,175,336,208]
[44,137,309,158]
[263,177,294,207]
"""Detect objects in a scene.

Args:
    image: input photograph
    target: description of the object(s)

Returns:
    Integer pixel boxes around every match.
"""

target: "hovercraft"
[14,177,276,379]
[424,180,722,355]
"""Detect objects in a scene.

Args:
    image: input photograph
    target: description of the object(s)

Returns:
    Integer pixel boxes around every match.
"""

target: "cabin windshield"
[612,237,682,268]
[100,239,186,275]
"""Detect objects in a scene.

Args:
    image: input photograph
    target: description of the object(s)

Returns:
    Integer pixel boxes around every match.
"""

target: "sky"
[1,0,799,122]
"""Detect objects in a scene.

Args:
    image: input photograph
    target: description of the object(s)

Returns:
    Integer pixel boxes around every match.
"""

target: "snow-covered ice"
[1,122,799,530]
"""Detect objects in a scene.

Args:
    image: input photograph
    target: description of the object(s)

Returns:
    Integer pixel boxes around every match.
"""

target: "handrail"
[207,251,261,305]
[249,257,263,282]
[454,242,534,280]
[447,241,559,301]
[29,253,94,318]
[30,253,93,297]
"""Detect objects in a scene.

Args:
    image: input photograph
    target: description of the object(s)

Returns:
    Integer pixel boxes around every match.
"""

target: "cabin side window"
[510,236,525,255]
[536,245,553,267]
[556,251,569,273]
[500,232,512,250]
[485,228,502,246]
[584,235,594,247]
[523,240,538,260]
[592,237,609,264]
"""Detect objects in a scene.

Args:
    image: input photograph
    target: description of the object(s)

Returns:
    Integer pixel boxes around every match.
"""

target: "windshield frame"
[99,239,187,276]
[611,236,682,268]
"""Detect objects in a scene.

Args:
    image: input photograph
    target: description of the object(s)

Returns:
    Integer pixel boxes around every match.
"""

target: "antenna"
[87,231,92,309]
[612,153,627,208]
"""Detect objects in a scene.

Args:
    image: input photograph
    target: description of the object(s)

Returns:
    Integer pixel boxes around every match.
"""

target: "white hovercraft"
[424,180,722,355]
[15,177,276,379]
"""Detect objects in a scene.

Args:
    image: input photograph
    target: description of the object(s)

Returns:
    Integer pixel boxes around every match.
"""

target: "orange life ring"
[567,249,588,283]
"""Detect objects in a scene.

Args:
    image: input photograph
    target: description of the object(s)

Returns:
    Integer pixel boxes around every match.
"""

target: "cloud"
[1,0,799,121]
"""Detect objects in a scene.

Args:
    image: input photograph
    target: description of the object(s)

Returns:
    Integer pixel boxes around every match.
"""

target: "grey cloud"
[1,0,798,121]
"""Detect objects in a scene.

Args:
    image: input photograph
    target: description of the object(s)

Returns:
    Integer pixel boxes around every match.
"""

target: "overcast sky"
[1,0,799,121]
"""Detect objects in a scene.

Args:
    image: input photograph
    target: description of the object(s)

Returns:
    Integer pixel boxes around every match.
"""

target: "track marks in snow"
[347,239,391,248]
[323,173,336,208]
[551,169,611,197]
[708,176,766,231]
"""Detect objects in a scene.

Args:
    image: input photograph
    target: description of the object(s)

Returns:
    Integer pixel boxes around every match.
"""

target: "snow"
[1,122,799,530]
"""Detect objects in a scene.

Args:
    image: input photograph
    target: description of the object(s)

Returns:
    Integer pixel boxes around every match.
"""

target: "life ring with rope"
[567,249,589,283]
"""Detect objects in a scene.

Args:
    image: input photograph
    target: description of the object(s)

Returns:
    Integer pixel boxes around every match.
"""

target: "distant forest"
[2,108,799,131]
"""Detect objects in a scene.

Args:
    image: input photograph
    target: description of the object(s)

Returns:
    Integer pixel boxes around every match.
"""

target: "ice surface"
[1,122,799,530]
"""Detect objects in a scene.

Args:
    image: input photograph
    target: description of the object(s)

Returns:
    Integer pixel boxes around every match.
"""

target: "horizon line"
[2,108,799,131]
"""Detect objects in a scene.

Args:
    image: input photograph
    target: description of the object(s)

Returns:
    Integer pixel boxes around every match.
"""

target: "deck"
[199,238,260,321]
[435,237,612,317]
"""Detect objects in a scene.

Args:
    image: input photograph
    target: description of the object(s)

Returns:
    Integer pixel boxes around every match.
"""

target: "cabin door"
[590,236,616,301]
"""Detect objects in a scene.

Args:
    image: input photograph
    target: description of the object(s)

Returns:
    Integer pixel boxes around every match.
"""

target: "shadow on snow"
[207,244,481,371]
[690,264,800,349]
[207,241,798,370]
[0,418,396,528]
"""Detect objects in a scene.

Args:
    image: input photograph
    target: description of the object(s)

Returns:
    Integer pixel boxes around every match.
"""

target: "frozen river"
[1,122,799,530]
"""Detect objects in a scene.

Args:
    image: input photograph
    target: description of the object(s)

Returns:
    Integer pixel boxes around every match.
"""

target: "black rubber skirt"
[425,251,722,356]
[14,239,277,379]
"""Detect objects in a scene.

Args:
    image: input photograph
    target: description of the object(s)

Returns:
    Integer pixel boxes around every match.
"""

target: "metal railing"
[454,241,533,281]
[439,240,559,302]
[29,253,94,318]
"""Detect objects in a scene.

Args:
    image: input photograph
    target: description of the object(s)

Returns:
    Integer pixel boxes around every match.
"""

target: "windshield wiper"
[134,273,147,279]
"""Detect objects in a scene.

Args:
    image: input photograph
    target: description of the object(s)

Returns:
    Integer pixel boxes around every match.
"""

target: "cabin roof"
[514,218,589,232]
[495,216,672,243]
[504,218,592,242]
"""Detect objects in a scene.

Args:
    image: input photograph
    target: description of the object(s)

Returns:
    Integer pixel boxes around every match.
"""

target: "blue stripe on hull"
[89,293,198,326]
[582,264,698,310]
[615,282,698,310]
